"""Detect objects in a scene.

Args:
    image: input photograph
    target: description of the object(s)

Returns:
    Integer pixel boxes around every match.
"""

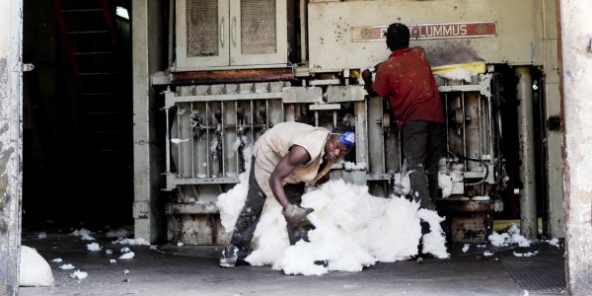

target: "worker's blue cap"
[339,131,356,148]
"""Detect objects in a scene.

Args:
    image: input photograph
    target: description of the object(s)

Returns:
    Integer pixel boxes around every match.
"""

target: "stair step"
[58,0,102,11]
[79,72,120,76]
[92,130,131,135]
[83,92,126,96]
[103,166,133,171]
[61,9,103,13]
[73,51,115,55]
[86,102,131,113]
[77,54,119,73]
[95,130,132,136]
[62,11,107,31]
[89,154,133,168]
[67,30,109,35]
[68,33,113,52]
[88,111,128,116]
[98,148,133,152]
[80,74,125,93]
[91,131,131,135]
[90,133,132,150]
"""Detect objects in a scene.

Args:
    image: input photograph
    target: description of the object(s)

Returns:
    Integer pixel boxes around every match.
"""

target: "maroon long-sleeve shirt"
[372,47,444,129]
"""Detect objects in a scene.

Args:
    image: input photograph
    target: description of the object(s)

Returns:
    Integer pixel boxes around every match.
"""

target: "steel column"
[516,66,538,239]
[543,0,564,239]
[132,0,166,242]
[367,96,385,175]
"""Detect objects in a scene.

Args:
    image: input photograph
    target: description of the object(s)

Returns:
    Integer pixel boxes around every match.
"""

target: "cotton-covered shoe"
[219,245,239,268]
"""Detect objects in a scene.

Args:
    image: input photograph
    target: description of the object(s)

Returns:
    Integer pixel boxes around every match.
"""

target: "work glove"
[282,204,316,230]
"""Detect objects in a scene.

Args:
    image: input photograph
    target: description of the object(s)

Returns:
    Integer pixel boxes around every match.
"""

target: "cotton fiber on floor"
[218,177,449,276]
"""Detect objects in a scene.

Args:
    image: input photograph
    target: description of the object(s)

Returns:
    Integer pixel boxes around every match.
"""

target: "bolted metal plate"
[167,213,231,246]
[448,213,493,243]
[133,201,149,219]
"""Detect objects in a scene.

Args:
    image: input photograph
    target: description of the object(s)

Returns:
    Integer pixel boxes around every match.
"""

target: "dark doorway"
[22,0,133,230]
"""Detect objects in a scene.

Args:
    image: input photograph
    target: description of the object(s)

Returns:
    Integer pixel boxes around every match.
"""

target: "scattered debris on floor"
[462,243,470,253]
[86,242,101,252]
[119,251,135,260]
[58,264,74,270]
[486,223,562,258]
[70,228,95,241]
[21,226,144,286]
[489,224,532,247]
[69,270,88,280]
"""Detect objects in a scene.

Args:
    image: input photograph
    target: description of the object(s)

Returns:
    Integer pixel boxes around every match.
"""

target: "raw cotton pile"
[218,177,449,276]
[20,246,54,287]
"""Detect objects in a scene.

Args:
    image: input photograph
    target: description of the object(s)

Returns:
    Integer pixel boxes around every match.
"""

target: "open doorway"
[22,0,133,231]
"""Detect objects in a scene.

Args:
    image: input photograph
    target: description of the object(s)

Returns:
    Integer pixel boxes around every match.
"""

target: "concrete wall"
[558,0,592,294]
[0,0,23,294]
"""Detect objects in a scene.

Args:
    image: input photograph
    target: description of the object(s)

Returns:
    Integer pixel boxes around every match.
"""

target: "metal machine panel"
[176,0,229,68]
[229,0,288,66]
[163,82,288,191]
[239,0,277,55]
[175,0,288,71]
[308,0,543,72]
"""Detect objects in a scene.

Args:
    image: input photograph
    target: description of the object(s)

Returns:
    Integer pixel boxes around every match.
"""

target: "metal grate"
[163,82,288,190]
[241,0,277,55]
[501,255,566,294]
[186,0,219,57]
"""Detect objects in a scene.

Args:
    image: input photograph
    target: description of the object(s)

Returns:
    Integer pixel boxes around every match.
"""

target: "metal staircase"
[51,0,133,214]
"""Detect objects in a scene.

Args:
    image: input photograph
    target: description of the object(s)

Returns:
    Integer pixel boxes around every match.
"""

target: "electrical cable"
[447,150,490,186]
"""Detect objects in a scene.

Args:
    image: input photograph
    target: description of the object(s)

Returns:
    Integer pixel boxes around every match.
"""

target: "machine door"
[175,0,287,70]
[176,0,230,68]
[229,0,287,66]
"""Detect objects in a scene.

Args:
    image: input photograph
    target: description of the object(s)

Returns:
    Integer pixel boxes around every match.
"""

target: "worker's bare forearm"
[361,69,378,97]
[269,175,290,209]
[269,156,300,209]
[365,85,378,97]
[269,145,311,209]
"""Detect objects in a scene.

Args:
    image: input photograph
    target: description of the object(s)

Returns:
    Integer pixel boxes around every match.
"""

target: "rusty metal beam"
[449,213,493,244]
[171,68,294,85]
[436,199,496,212]
[165,203,219,215]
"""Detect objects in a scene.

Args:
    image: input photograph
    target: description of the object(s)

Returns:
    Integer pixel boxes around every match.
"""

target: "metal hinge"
[22,63,35,72]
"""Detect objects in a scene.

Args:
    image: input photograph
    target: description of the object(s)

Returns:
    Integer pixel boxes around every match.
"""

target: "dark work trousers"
[230,157,305,259]
[402,121,444,211]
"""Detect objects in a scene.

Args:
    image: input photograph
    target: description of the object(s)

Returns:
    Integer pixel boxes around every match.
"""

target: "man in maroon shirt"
[362,23,444,212]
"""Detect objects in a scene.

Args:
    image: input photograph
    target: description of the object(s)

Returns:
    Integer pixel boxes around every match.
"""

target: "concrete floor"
[18,230,565,296]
